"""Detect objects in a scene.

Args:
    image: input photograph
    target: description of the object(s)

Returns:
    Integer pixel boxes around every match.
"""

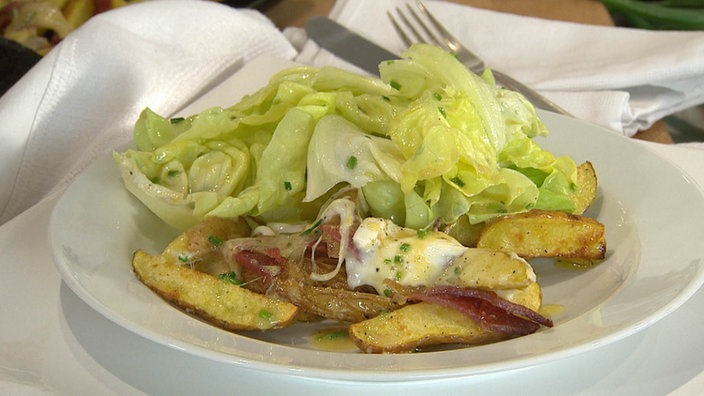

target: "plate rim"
[47,59,704,382]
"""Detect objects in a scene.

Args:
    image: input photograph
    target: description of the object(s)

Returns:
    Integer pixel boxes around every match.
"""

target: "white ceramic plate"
[49,56,704,382]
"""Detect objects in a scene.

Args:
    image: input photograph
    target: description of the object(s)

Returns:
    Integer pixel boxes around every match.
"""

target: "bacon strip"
[306,224,359,259]
[408,285,553,336]
[233,249,285,281]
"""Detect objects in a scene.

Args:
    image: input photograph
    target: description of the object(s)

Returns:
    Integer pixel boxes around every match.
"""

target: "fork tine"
[387,10,414,48]
[388,1,574,116]
[390,6,428,47]
[405,3,446,49]
[414,1,462,54]
[388,2,457,54]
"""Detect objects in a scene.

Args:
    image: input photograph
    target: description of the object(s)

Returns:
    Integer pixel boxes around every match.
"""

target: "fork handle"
[492,70,572,117]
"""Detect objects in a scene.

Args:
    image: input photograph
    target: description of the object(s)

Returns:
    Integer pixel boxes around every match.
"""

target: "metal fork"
[388,1,572,116]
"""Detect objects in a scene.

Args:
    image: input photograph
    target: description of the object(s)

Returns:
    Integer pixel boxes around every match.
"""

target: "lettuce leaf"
[115,43,581,231]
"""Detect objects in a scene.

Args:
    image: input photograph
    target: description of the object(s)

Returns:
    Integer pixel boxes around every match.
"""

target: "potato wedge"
[436,248,535,290]
[348,302,508,353]
[446,215,485,247]
[477,210,606,260]
[162,217,250,264]
[62,0,94,32]
[496,282,542,312]
[132,250,298,331]
[572,161,598,215]
[273,278,397,323]
[448,161,597,247]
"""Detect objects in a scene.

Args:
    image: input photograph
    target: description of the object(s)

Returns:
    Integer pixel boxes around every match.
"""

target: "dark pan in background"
[1,37,41,97]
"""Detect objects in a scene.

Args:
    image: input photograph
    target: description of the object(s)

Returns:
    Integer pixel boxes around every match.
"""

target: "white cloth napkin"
[294,0,704,137]
[0,0,296,225]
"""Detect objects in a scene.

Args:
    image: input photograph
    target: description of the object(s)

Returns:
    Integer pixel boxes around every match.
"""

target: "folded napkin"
[0,0,296,225]
[295,0,704,137]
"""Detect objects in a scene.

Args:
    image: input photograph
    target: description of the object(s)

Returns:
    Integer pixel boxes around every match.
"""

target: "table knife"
[304,16,397,75]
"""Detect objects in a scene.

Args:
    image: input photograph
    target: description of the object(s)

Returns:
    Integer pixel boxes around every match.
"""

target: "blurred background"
[2,0,702,142]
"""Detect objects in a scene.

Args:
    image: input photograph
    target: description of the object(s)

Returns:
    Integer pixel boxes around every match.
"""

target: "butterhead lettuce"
[115,44,579,231]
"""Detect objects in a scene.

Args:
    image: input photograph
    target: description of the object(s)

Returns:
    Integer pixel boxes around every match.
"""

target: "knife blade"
[304,16,397,75]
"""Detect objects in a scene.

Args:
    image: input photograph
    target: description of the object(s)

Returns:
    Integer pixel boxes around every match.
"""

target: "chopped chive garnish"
[217,271,242,285]
[433,92,442,101]
[346,155,358,170]
[383,288,393,297]
[258,310,273,320]
[399,242,410,252]
[389,80,402,90]
[284,181,292,191]
[178,255,190,263]
[416,229,427,239]
[300,219,324,236]
[394,255,403,263]
[167,169,180,177]
[149,176,160,184]
[438,106,447,119]
[317,330,348,341]
[208,235,223,247]
[450,176,465,187]
[170,117,185,124]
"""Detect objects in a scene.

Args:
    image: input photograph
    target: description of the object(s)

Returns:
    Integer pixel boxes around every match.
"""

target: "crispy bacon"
[408,285,553,336]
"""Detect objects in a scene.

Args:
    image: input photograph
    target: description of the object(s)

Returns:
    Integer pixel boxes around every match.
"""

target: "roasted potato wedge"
[132,250,299,331]
[477,210,606,260]
[496,282,542,312]
[273,278,397,323]
[446,215,485,247]
[349,279,544,353]
[449,161,598,248]
[63,0,95,30]
[572,161,598,215]
[435,248,535,290]
[348,302,508,353]
[161,217,250,264]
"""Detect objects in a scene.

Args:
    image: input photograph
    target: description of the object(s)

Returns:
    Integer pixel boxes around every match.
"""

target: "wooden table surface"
[255,0,673,144]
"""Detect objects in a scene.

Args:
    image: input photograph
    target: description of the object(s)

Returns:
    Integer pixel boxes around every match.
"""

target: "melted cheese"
[346,218,468,293]
[310,198,358,282]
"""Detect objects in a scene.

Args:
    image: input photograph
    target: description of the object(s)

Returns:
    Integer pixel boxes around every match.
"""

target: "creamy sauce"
[345,217,468,293]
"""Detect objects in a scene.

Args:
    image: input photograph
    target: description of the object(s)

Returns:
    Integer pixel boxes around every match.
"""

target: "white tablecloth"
[2,85,704,395]
[2,1,704,393]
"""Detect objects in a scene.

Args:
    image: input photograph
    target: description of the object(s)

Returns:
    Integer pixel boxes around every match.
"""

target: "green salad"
[114,44,579,231]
